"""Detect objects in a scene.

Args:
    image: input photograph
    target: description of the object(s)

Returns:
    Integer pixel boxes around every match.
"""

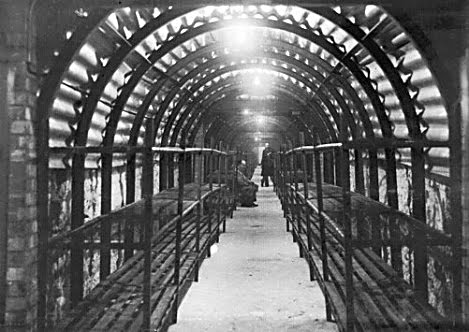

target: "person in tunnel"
[235,160,258,207]
[261,144,275,187]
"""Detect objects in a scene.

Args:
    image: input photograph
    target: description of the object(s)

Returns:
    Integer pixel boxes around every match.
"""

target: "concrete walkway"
[168,168,338,332]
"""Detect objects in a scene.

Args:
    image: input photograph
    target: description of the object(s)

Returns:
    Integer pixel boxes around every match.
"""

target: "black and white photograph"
[0,0,468,330]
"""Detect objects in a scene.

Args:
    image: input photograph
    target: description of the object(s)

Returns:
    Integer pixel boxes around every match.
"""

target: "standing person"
[261,144,275,187]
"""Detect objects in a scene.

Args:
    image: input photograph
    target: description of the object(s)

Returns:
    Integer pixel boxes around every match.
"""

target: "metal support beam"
[340,116,354,332]
[142,119,154,331]
[411,147,428,301]
[100,154,112,280]
[70,154,85,306]
[124,152,136,261]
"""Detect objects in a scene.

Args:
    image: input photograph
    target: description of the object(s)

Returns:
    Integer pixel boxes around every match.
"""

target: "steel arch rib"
[159,63,355,147]
[95,17,395,149]
[312,7,422,138]
[127,38,372,146]
[182,81,337,145]
[185,90,333,146]
[153,51,373,147]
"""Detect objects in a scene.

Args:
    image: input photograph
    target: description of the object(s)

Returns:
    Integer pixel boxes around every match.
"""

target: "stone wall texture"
[1,1,39,326]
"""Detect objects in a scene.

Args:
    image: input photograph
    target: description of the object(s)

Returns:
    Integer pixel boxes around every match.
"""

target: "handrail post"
[301,150,312,251]
[36,95,49,331]
[276,152,280,194]
[173,146,186,323]
[100,149,112,281]
[314,132,331,321]
[233,149,239,211]
[195,150,202,282]
[281,145,289,229]
[293,151,303,258]
[216,143,222,242]
[207,150,214,257]
[340,116,354,331]
[412,145,428,301]
[125,149,136,261]
[229,152,235,216]
[279,147,285,217]
[286,148,294,238]
[223,149,229,231]
[293,151,300,231]
[368,147,381,256]
[142,119,154,331]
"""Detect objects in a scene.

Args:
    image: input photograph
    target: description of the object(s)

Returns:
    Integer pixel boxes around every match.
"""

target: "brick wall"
[5,55,38,331]
[0,1,39,329]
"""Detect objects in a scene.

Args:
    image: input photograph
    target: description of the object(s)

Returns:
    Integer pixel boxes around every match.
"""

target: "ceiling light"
[256,115,265,125]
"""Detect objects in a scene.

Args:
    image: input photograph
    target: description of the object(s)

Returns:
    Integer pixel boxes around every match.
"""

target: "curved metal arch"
[387,8,457,123]
[159,62,357,148]
[183,81,337,146]
[129,37,376,151]
[178,77,338,142]
[35,9,111,324]
[96,16,396,150]
[74,8,193,147]
[173,78,337,145]
[205,117,296,149]
[126,39,306,143]
[185,89,332,147]
[127,37,361,148]
[312,7,423,139]
[37,10,111,127]
[154,50,373,147]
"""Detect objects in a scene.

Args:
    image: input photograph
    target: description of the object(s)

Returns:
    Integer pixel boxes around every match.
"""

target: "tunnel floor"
[168,167,338,332]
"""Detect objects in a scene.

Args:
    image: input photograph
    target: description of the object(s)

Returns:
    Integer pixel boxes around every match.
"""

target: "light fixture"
[256,115,265,125]
[225,24,257,52]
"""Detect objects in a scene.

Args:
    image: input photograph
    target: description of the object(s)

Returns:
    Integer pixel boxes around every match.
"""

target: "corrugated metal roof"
[41,4,449,176]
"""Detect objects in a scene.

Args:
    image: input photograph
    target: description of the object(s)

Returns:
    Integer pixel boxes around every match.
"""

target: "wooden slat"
[284,182,448,331]
[56,180,228,331]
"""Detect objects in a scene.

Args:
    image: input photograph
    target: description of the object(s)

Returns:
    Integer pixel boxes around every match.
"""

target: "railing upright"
[216,143,222,242]
[230,152,236,216]
[282,145,290,229]
[300,134,315,281]
[223,149,229,230]
[142,120,154,331]
[313,132,332,321]
[293,151,301,237]
[340,116,354,331]
[207,150,214,257]
[173,147,186,323]
[300,144,312,253]
[195,150,202,282]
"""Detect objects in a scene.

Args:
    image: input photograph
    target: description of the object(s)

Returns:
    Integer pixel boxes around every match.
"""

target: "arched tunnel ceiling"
[39,3,450,174]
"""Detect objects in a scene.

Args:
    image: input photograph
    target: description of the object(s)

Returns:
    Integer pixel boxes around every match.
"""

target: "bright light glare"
[224,24,256,51]
[255,137,259,142]
[256,116,265,125]
[253,76,261,86]
[210,244,218,255]
[243,109,250,115]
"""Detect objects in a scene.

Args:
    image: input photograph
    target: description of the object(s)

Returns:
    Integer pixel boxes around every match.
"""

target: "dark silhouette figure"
[236,160,258,207]
[261,144,275,187]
